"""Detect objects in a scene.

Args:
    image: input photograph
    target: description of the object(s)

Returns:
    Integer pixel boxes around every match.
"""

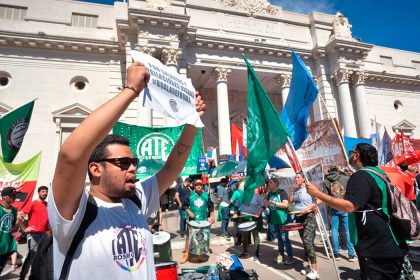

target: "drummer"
[233,186,264,261]
[265,177,295,265]
[289,172,319,280]
[180,179,215,263]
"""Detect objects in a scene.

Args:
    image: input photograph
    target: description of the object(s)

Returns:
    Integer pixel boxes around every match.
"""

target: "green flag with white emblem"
[242,55,289,203]
[113,122,204,180]
[0,100,35,163]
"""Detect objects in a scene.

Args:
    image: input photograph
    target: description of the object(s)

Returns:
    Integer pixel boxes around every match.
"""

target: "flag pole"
[285,136,340,280]
[318,93,349,166]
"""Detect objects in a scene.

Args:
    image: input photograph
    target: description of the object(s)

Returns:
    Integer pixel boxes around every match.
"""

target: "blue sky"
[82,0,420,53]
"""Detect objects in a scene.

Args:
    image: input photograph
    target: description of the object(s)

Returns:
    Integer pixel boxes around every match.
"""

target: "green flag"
[113,122,204,179]
[0,100,35,163]
[243,55,289,203]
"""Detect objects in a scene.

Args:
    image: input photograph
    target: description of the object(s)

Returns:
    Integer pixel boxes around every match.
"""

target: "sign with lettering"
[131,51,204,127]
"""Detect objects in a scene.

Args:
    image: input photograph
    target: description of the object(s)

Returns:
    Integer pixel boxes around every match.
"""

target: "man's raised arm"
[52,62,149,220]
[156,93,205,195]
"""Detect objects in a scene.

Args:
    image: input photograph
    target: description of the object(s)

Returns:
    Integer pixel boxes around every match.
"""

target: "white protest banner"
[131,51,204,127]
[270,162,323,195]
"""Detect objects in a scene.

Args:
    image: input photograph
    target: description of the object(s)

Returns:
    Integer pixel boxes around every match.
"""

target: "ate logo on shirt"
[112,224,147,272]
[0,213,14,233]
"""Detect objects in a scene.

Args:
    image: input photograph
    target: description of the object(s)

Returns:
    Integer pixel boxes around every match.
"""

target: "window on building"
[412,61,420,70]
[380,56,393,66]
[70,76,89,92]
[71,13,98,28]
[0,72,11,89]
[0,5,27,21]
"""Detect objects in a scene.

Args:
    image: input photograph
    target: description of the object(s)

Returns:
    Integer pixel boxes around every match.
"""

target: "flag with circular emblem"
[0,100,35,163]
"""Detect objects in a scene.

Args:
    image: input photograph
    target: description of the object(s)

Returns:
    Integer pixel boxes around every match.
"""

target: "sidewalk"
[3,209,420,279]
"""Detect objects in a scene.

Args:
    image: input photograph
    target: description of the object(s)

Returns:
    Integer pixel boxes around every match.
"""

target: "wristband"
[123,85,141,96]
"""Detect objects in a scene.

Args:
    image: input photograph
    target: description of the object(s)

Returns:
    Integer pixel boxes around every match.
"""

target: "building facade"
[0,0,419,185]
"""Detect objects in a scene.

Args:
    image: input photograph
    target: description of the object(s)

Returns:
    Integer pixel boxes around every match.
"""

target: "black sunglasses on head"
[96,157,139,170]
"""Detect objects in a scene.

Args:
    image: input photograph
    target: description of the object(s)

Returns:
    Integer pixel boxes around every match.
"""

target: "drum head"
[188,220,211,228]
[153,231,171,245]
[238,221,256,232]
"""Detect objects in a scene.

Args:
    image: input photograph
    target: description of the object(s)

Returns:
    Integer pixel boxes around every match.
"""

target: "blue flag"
[280,50,319,149]
[379,128,393,165]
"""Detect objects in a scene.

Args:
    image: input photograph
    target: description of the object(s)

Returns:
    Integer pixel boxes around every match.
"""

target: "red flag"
[380,166,416,200]
[282,141,302,173]
[231,123,247,158]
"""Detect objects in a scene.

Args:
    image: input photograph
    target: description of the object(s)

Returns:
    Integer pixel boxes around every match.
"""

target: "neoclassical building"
[0,0,419,185]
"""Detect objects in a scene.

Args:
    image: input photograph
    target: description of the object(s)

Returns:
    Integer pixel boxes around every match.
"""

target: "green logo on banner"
[136,132,175,161]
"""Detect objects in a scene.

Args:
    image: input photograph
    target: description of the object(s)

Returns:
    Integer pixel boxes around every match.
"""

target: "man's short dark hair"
[38,186,48,193]
[220,178,228,184]
[87,134,130,181]
[270,177,280,186]
[355,143,378,167]
[399,163,409,171]
[184,177,193,183]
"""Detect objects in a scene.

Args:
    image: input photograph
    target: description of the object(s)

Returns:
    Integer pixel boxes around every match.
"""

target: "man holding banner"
[307,143,408,279]
[49,61,206,279]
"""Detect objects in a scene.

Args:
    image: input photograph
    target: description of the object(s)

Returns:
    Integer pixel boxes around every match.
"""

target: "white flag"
[131,51,204,127]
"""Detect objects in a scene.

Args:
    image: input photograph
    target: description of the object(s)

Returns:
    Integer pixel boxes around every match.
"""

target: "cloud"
[269,0,337,15]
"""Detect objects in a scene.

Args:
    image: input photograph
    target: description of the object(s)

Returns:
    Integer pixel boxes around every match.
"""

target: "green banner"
[113,122,204,179]
[243,55,289,203]
[0,152,41,210]
[0,100,35,163]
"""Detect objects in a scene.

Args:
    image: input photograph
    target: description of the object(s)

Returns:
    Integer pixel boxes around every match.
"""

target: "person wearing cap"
[49,61,206,279]
[265,177,295,265]
[0,187,23,274]
[180,179,215,263]
[175,177,193,238]
[18,185,50,279]
[322,165,356,262]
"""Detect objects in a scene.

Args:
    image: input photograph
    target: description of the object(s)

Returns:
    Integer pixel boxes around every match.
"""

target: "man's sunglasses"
[96,157,139,170]
[349,150,358,155]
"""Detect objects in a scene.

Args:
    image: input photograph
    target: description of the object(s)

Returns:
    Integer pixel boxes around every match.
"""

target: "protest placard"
[131,51,204,127]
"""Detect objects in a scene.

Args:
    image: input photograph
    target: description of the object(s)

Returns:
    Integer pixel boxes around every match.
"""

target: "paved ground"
[2,209,420,279]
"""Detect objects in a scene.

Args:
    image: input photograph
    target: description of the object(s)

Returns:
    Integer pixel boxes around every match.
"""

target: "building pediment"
[52,103,92,126]
[218,0,281,16]
[392,119,416,137]
[0,102,12,116]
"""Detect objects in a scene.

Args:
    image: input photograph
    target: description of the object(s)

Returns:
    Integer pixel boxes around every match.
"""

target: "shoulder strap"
[59,195,98,280]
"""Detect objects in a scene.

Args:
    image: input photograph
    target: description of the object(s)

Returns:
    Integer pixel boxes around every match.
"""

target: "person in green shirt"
[230,180,244,246]
[180,179,215,263]
[0,187,23,274]
[265,177,295,265]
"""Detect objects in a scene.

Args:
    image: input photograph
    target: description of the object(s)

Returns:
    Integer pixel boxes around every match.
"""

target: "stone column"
[352,71,370,139]
[135,46,156,127]
[161,48,182,127]
[276,74,291,107]
[333,69,357,137]
[213,67,232,156]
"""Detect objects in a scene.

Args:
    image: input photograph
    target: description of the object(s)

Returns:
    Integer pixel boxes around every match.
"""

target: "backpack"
[363,168,420,241]
[330,180,346,198]
[30,194,142,280]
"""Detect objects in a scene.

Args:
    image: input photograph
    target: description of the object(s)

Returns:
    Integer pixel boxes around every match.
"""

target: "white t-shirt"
[48,176,160,280]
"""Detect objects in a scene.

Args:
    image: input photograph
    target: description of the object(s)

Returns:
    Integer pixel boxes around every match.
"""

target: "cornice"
[192,35,312,60]
[325,38,373,59]
[0,32,121,55]
[364,71,420,87]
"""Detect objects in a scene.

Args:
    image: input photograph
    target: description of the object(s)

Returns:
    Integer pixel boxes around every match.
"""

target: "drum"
[153,231,172,263]
[282,222,304,231]
[187,220,211,260]
[238,221,256,232]
[155,261,178,280]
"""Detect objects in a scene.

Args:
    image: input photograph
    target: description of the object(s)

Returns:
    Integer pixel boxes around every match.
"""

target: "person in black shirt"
[175,177,193,238]
[307,143,407,280]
